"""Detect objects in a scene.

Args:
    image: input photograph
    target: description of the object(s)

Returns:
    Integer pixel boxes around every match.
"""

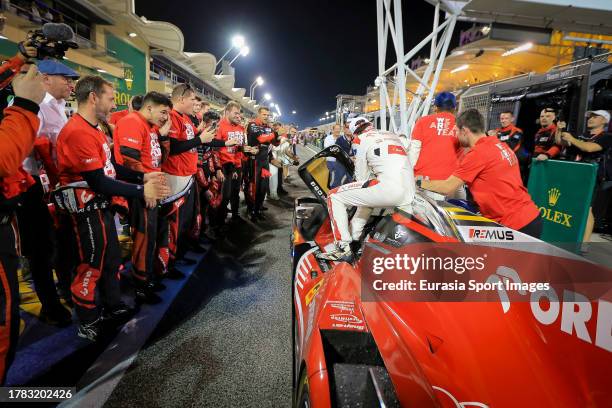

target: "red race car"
[291,146,611,407]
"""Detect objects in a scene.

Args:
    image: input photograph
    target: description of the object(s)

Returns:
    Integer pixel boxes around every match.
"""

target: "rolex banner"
[527,160,598,252]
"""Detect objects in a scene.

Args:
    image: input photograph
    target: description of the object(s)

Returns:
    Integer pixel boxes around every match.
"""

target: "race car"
[291,146,611,407]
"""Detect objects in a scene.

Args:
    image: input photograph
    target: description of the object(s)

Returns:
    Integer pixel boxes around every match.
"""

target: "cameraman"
[558,110,612,243]
[0,64,46,385]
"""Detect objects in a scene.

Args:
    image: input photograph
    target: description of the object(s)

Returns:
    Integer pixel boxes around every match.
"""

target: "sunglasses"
[178,83,192,97]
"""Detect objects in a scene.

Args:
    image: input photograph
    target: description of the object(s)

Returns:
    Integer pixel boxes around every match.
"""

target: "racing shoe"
[147,280,166,292]
[317,244,354,263]
[135,287,162,305]
[77,318,104,342]
[103,303,136,328]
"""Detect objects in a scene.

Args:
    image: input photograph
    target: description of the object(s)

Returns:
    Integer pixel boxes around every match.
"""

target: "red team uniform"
[411,111,461,179]
[55,114,123,325]
[215,117,245,223]
[454,136,539,230]
[114,112,163,284]
[158,110,200,274]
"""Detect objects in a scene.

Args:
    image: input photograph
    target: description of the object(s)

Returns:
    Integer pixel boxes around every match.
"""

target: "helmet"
[348,116,371,134]
[434,91,457,109]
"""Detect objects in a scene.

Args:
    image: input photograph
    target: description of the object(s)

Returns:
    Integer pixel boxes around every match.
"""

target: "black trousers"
[518,215,543,239]
[0,217,20,385]
[217,163,241,224]
[246,153,269,214]
[129,198,159,283]
[69,209,122,324]
[16,178,62,310]
[158,183,197,274]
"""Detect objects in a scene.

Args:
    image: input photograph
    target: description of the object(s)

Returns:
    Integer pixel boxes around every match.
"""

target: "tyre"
[295,368,311,408]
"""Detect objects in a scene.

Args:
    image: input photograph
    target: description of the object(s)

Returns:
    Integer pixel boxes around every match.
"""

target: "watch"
[416,179,422,188]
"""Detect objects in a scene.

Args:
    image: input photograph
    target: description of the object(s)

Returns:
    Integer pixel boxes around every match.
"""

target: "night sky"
[135,0,469,128]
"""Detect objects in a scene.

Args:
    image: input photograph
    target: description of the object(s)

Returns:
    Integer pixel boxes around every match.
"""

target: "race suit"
[533,124,561,159]
[245,120,276,214]
[327,129,415,245]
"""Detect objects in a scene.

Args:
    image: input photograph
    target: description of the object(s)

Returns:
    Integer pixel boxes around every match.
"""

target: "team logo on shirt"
[150,132,162,168]
[102,143,116,178]
[429,117,453,136]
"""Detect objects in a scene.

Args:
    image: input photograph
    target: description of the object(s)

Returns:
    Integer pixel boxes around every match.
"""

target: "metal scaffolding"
[375,0,464,135]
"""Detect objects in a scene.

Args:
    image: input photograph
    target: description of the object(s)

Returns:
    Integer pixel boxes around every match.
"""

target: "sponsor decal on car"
[330,313,363,324]
[458,226,515,242]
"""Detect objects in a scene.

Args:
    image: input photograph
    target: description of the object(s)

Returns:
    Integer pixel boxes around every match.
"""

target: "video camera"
[19,23,78,60]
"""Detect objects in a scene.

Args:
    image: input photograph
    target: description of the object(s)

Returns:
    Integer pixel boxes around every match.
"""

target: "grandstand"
[0,0,257,114]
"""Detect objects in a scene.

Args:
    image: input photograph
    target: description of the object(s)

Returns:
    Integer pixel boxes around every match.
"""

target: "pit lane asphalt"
[104,145,318,408]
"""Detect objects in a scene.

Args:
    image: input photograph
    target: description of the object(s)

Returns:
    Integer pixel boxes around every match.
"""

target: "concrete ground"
[103,145,317,408]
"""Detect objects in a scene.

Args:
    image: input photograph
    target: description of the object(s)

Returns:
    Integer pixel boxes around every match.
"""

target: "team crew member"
[410,92,461,181]
[421,109,542,238]
[488,111,529,181]
[533,108,561,161]
[159,84,234,277]
[0,63,45,386]
[559,110,612,243]
[109,95,143,127]
[215,101,245,227]
[320,117,415,262]
[54,76,169,341]
[114,92,171,304]
[246,106,275,221]
[16,60,78,326]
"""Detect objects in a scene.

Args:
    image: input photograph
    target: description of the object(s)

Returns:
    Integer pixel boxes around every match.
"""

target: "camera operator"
[558,110,612,243]
[421,109,542,238]
[54,76,169,341]
[0,63,45,385]
[15,59,79,326]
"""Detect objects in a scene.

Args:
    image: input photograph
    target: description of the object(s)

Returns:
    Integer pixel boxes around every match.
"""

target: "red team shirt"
[411,112,460,179]
[113,112,162,172]
[162,109,198,176]
[56,114,116,185]
[215,117,245,167]
[109,109,130,127]
[453,136,539,230]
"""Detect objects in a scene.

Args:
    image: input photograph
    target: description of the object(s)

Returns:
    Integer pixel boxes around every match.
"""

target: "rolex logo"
[548,188,561,207]
[124,68,134,91]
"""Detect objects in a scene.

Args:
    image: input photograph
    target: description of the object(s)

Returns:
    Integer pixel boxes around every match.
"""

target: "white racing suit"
[327,129,415,246]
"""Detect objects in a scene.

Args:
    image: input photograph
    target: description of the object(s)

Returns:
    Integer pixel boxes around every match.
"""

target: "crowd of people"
[318,92,611,260]
[0,48,300,384]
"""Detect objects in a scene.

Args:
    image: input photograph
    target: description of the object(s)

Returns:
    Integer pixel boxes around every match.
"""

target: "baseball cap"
[586,110,610,124]
[434,91,456,109]
[37,59,79,79]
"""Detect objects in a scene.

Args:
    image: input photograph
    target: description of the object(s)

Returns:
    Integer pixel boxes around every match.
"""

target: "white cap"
[586,110,610,124]
[348,116,371,134]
